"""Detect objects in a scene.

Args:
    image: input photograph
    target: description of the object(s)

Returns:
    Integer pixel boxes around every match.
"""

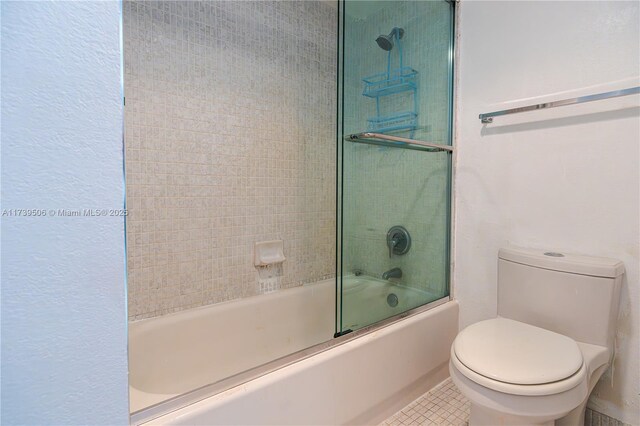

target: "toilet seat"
[452,318,587,396]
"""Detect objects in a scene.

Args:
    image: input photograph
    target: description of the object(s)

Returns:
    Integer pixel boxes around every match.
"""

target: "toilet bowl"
[450,318,610,425]
[451,247,624,426]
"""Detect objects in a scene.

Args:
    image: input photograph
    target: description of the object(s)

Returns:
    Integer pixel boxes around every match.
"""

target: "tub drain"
[387,293,399,307]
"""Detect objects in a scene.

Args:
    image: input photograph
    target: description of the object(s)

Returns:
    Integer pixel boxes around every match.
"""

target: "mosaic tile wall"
[341,1,452,297]
[124,1,337,320]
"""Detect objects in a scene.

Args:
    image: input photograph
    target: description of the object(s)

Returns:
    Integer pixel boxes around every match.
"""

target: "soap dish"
[254,240,286,267]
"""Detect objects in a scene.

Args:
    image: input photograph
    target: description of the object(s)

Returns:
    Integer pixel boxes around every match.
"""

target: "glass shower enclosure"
[336,0,455,334]
[124,0,456,420]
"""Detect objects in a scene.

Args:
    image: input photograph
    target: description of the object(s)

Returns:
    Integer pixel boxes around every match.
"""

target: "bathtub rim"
[130,294,451,425]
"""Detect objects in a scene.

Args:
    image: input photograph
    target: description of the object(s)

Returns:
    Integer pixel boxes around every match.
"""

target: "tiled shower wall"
[341,1,452,296]
[124,1,337,320]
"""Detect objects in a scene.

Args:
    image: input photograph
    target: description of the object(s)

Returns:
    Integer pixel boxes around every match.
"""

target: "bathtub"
[129,279,335,413]
[340,275,446,331]
[130,276,458,424]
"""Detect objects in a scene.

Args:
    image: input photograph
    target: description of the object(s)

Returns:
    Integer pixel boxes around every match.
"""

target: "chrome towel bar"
[346,132,453,152]
[479,86,640,124]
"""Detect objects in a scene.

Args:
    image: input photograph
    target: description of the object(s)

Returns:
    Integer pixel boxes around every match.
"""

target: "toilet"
[450,247,624,426]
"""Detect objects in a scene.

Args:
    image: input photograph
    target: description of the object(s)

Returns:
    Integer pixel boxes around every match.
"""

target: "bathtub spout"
[382,267,402,280]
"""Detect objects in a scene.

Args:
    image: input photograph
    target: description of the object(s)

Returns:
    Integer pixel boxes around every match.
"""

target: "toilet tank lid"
[499,247,625,278]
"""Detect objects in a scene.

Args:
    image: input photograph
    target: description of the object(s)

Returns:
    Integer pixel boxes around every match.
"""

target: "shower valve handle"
[388,237,399,258]
[386,226,411,258]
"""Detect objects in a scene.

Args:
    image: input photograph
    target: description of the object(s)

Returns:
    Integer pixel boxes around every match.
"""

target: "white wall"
[1,1,129,424]
[454,1,639,423]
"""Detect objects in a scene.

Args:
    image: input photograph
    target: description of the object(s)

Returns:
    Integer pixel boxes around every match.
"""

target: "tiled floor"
[381,378,470,426]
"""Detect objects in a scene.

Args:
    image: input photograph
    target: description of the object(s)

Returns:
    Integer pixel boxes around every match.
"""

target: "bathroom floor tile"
[381,378,470,426]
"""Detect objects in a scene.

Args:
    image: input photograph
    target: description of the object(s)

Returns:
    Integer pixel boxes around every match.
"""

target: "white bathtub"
[340,275,445,331]
[130,277,458,424]
[129,279,335,412]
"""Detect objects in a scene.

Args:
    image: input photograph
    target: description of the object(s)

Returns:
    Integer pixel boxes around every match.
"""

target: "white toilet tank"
[498,247,624,352]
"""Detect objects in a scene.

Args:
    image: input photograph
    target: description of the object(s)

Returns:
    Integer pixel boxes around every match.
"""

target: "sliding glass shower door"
[337,0,455,334]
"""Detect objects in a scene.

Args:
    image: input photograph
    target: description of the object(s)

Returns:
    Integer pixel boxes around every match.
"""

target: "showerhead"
[375,34,394,51]
[375,27,404,51]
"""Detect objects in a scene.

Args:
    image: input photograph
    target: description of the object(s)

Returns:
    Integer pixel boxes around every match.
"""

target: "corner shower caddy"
[363,29,418,135]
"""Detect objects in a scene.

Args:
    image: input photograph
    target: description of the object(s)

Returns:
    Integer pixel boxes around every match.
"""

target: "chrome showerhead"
[375,27,404,51]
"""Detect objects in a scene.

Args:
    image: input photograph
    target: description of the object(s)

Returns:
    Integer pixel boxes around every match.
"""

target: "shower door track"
[130,295,451,425]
